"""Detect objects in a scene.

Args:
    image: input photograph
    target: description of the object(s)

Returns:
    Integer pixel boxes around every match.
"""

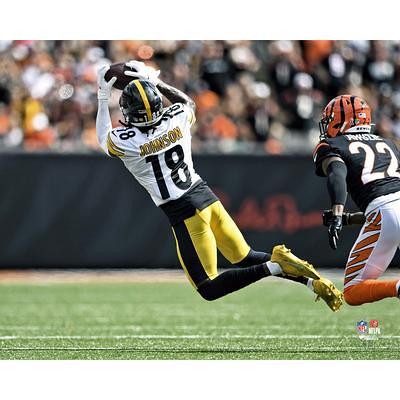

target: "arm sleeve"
[96,99,112,154]
[326,160,348,206]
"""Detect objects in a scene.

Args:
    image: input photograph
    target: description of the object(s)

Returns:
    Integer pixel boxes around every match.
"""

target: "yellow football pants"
[172,201,251,288]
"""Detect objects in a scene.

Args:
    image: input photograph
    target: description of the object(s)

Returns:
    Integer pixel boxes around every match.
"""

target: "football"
[104,62,139,90]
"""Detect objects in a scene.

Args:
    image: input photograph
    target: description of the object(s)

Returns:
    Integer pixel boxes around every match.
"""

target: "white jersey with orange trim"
[101,103,201,206]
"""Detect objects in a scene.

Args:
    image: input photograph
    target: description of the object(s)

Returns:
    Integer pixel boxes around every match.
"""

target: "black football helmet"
[119,79,164,127]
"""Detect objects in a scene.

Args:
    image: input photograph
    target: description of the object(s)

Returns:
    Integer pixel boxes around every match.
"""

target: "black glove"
[322,210,350,226]
[328,215,343,250]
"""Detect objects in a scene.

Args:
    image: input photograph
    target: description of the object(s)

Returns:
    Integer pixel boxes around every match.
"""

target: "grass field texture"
[0,272,399,360]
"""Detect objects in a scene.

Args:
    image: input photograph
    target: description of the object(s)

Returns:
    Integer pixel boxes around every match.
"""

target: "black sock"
[234,249,271,267]
[197,263,269,301]
[235,249,312,288]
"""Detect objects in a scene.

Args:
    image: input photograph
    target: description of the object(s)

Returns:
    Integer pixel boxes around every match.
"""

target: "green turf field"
[0,278,399,360]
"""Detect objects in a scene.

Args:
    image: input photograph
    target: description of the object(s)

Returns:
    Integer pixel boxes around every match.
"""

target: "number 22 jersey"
[103,103,201,206]
[313,132,400,212]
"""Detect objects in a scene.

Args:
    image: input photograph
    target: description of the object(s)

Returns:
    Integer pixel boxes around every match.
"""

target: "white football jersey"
[103,103,201,206]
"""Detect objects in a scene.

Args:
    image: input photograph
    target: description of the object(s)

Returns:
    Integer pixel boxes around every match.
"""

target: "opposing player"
[96,60,343,311]
[314,94,400,306]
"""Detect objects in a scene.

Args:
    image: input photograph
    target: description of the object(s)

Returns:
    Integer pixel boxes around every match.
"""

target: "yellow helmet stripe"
[132,80,152,122]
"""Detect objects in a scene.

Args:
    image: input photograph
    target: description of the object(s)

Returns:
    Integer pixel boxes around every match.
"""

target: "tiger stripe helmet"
[319,95,372,139]
[119,79,164,128]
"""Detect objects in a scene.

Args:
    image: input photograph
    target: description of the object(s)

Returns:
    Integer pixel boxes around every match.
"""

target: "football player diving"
[314,94,400,306]
[96,60,343,311]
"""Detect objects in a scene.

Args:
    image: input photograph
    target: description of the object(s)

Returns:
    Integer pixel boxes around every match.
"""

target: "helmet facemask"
[318,112,334,140]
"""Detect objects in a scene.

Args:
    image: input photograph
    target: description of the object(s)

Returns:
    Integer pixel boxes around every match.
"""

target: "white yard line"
[0,334,399,340]
[0,325,289,331]
[0,347,394,352]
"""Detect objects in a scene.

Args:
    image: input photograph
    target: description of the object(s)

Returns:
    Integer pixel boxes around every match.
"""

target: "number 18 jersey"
[313,133,400,212]
[103,103,201,206]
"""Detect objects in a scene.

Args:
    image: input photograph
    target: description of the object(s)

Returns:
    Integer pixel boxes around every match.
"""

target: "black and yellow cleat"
[271,244,321,280]
[313,277,344,312]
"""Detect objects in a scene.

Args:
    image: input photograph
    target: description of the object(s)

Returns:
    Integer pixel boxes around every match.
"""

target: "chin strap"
[118,119,131,127]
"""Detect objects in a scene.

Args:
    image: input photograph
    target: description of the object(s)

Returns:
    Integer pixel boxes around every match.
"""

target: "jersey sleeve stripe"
[189,109,196,126]
[107,133,125,157]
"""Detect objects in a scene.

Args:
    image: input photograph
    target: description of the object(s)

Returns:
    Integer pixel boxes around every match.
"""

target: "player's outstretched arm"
[96,65,116,151]
[123,60,196,112]
[322,157,348,249]
[156,80,196,112]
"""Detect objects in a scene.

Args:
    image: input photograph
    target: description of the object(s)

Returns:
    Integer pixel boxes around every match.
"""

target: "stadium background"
[1,40,400,269]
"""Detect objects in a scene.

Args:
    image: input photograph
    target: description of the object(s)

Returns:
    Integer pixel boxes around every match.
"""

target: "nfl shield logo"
[357,320,368,334]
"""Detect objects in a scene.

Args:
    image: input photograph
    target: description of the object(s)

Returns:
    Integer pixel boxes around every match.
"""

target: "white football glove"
[124,60,161,86]
[97,65,117,101]
[125,60,146,73]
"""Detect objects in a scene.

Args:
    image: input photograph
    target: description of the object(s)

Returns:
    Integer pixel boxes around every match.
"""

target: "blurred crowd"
[1,40,400,154]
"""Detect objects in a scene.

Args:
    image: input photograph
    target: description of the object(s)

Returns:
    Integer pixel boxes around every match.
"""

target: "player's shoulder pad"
[163,103,196,126]
[182,104,196,125]
[106,126,136,158]
[183,103,196,126]
[313,138,344,177]
[385,136,399,150]
[312,140,331,162]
